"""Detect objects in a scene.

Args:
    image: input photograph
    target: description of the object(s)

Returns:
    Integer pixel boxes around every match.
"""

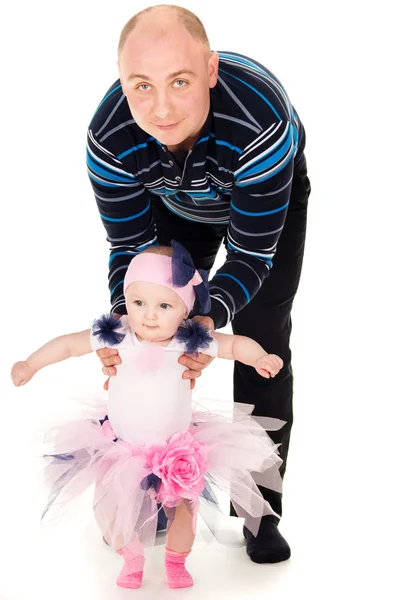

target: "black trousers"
[151,159,311,521]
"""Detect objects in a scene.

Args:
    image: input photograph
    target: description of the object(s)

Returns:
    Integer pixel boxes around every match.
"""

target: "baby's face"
[125,281,188,343]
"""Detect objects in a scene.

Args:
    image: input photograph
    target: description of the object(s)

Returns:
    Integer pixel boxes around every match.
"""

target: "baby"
[11,241,283,590]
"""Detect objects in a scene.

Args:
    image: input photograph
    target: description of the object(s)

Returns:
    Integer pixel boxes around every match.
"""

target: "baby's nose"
[145,306,157,319]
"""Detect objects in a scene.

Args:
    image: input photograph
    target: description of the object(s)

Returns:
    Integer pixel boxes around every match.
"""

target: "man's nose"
[153,91,172,119]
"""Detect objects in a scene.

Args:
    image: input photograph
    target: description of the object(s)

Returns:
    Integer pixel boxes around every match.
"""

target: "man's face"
[118,23,218,151]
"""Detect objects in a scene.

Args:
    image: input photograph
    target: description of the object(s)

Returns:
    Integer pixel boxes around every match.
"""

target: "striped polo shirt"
[87,51,306,329]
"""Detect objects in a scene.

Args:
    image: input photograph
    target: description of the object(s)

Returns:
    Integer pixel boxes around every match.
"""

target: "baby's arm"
[11,329,92,386]
[212,332,283,379]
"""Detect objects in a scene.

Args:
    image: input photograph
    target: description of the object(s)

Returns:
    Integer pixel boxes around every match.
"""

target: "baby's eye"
[134,300,144,306]
[160,303,171,309]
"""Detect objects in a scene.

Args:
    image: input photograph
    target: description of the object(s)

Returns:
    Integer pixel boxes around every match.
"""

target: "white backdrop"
[1,1,397,599]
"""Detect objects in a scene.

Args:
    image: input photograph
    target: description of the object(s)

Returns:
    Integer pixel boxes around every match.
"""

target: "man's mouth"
[154,121,180,131]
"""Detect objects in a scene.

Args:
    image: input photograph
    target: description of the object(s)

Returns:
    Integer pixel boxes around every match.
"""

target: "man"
[87,4,310,564]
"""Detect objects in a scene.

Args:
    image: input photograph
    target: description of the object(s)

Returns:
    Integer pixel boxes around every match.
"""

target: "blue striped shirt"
[87,51,306,328]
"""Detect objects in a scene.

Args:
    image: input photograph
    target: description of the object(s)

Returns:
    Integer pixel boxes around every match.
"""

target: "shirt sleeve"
[207,121,296,329]
[87,130,157,316]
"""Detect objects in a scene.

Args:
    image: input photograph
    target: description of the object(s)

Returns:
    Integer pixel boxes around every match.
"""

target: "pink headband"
[123,253,203,313]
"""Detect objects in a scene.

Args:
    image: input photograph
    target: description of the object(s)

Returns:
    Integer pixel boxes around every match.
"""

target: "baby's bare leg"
[166,501,196,553]
[164,501,196,588]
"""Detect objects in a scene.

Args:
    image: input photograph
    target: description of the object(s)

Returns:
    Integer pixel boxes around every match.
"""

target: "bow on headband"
[170,240,211,314]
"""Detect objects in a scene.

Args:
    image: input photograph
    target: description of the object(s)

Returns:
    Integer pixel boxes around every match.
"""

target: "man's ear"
[117,61,125,94]
[208,51,219,88]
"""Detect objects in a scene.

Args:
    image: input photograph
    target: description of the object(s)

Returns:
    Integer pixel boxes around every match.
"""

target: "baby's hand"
[11,361,36,386]
[255,354,283,379]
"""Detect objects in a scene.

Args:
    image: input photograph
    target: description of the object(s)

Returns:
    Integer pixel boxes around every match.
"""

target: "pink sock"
[116,539,145,589]
[165,547,194,589]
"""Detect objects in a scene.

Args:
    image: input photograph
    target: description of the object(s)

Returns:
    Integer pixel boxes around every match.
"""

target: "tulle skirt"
[42,396,285,552]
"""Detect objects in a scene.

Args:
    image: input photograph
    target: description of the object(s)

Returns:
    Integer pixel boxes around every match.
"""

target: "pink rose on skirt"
[149,431,208,505]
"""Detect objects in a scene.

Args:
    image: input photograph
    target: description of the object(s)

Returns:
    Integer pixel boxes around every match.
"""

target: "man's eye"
[173,80,187,88]
[137,84,150,92]
[160,303,171,309]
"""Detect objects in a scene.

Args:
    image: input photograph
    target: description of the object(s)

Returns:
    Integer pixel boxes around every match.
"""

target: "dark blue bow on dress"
[171,240,211,313]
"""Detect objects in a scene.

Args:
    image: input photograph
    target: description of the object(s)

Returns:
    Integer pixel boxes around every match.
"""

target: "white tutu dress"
[42,315,285,551]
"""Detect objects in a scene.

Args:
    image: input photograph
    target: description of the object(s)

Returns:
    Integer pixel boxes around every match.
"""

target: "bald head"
[118,5,210,57]
[117,5,218,153]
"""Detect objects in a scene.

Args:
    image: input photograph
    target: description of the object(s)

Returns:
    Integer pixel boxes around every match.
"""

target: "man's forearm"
[207,123,296,329]
[87,130,157,314]
[207,250,269,329]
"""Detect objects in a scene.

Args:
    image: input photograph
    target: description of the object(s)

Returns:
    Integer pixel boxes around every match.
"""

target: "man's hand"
[191,315,215,332]
[96,348,121,390]
[179,315,215,389]
[95,313,123,390]
[255,354,284,379]
[178,352,215,390]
